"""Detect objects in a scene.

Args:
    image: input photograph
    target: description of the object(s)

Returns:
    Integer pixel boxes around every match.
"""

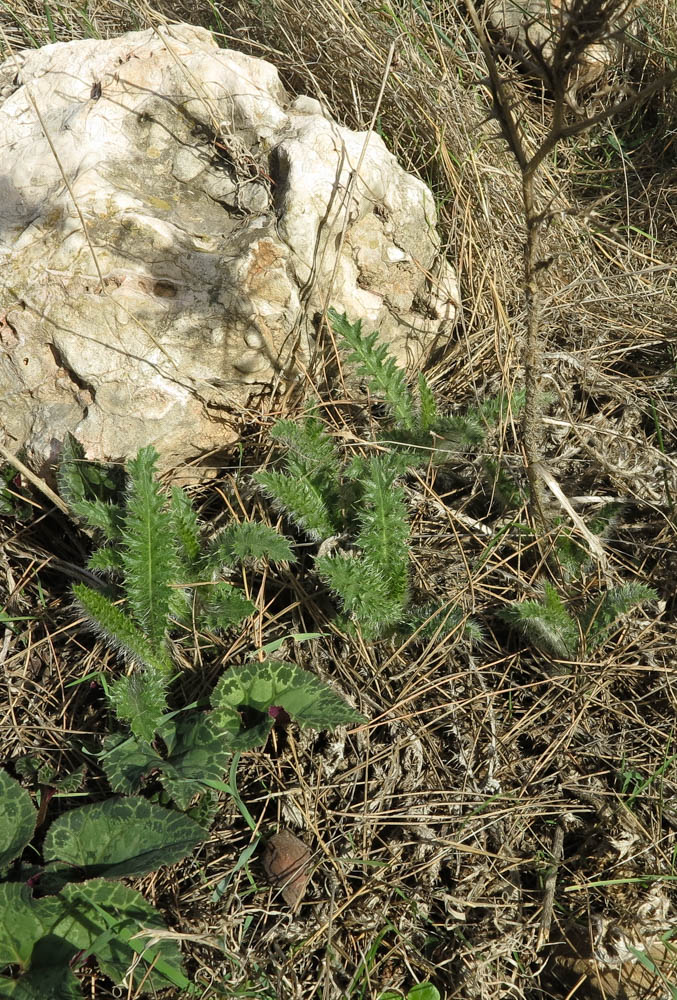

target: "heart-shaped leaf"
[43,797,203,879]
[210,660,365,748]
[0,770,36,871]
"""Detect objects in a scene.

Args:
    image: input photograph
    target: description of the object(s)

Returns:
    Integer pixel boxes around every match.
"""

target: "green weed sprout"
[255,310,490,639]
[500,580,657,658]
[59,437,294,741]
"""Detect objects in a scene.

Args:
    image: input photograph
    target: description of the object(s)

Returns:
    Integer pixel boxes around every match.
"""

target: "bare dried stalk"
[463,0,677,544]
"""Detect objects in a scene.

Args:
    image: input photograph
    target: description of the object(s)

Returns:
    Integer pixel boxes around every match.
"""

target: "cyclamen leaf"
[54,880,185,991]
[43,797,203,879]
[211,660,365,738]
[0,943,81,1000]
[103,713,232,810]
[0,884,63,968]
[0,769,36,870]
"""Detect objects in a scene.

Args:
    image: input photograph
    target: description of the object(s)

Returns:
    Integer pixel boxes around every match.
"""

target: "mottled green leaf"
[43,797,203,879]
[211,659,365,744]
[0,769,36,870]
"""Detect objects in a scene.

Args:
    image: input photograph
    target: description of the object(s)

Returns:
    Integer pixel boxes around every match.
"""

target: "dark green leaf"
[0,769,36,870]
[42,797,203,879]
[211,659,365,738]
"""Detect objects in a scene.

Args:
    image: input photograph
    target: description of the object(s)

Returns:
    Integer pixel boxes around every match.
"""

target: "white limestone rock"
[0,24,458,475]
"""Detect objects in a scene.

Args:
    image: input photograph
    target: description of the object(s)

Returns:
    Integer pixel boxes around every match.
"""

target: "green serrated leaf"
[0,769,37,870]
[72,584,172,675]
[329,309,417,432]
[211,660,365,739]
[255,469,337,540]
[207,521,295,567]
[43,797,203,879]
[87,546,124,573]
[169,486,202,571]
[499,583,579,658]
[197,581,256,632]
[107,670,168,743]
[122,446,175,649]
[417,373,438,433]
[316,554,403,637]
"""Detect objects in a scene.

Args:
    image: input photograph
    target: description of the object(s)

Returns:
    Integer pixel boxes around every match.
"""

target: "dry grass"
[1,0,676,998]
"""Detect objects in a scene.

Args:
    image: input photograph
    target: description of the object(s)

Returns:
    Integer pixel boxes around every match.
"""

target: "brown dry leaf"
[262,828,312,911]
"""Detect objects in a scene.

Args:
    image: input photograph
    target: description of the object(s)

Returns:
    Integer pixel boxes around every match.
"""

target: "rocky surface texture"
[0,23,458,475]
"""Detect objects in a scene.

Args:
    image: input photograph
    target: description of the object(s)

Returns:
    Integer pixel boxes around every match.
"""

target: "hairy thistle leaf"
[198,581,256,632]
[58,433,124,538]
[352,455,410,611]
[122,447,175,650]
[417,372,438,432]
[88,546,125,573]
[403,603,484,643]
[169,486,202,572]
[107,670,168,743]
[73,583,173,675]
[207,521,295,568]
[329,308,417,432]
[499,582,579,658]
[581,583,657,649]
[270,416,341,477]
[256,469,337,540]
[316,554,404,636]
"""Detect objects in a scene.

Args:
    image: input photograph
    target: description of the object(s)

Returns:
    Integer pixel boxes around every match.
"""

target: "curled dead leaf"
[262,828,312,910]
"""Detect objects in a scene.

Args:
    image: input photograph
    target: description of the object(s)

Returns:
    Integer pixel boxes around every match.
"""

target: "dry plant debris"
[1,0,676,998]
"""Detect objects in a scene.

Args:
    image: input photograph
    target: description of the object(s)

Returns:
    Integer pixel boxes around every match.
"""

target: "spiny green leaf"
[499,583,579,658]
[169,486,202,571]
[43,797,203,879]
[269,416,341,476]
[255,469,337,540]
[353,455,410,605]
[121,446,175,649]
[0,769,36,871]
[57,435,124,540]
[582,583,657,649]
[316,554,404,636]
[417,372,438,432]
[72,584,172,675]
[207,521,295,568]
[329,309,417,432]
[107,670,168,743]
[87,546,124,573]
[197,581,256,632]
